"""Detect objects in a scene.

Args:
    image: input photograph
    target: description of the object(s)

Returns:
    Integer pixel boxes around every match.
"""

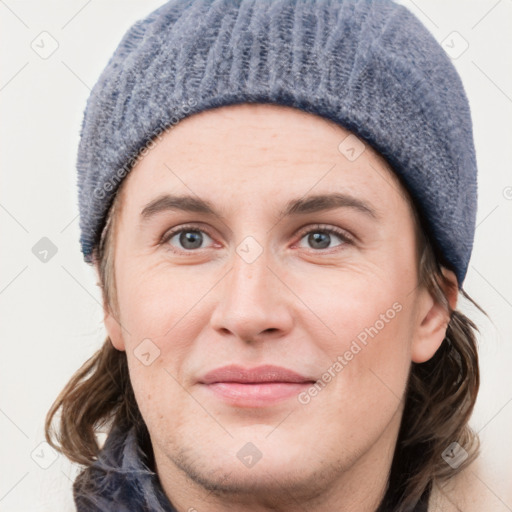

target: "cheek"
[341,292,412,391]
[116,259,206,344]
[114,264,203,418]
[126,357,188,445]
[300,275,414,420]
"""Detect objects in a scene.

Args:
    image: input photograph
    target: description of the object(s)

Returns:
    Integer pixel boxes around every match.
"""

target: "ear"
[93,259,126,352]
[411,267,458,363]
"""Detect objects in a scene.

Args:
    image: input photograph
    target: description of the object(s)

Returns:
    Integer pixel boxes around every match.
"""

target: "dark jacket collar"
[73,422,177,512]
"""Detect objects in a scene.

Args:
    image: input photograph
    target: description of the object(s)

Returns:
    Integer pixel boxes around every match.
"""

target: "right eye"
[161,225,217,253]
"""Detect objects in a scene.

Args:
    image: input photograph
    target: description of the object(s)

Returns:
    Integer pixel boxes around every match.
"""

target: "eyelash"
[160,223,354,254]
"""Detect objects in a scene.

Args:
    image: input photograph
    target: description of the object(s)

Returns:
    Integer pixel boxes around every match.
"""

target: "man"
[45,1,481,510]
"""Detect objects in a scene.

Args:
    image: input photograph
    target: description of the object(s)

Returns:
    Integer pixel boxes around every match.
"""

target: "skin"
[98,103,457,512]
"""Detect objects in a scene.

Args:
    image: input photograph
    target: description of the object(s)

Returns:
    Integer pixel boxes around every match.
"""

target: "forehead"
[118,103,411,217]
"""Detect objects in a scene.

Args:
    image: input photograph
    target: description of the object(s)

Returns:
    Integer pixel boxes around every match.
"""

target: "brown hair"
[45,175,483,511]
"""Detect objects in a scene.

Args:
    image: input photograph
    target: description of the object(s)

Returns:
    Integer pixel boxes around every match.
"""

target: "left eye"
[297,226,351,250]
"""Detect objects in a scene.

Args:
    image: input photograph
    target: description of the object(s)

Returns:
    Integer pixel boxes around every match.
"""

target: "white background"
[1,0,511,510]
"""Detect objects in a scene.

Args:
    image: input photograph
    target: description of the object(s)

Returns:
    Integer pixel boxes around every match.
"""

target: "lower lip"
[202,382,312,407]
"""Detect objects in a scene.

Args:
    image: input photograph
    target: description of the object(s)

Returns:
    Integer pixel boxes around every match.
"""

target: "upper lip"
[199,364,316,384]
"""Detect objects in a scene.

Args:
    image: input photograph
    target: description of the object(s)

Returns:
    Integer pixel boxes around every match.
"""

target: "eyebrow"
[139,192,379,223]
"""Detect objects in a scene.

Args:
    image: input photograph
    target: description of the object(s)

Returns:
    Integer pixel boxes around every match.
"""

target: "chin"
[171,450,325,500]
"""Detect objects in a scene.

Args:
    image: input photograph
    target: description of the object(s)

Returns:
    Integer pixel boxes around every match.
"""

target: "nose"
[209,247,294,343]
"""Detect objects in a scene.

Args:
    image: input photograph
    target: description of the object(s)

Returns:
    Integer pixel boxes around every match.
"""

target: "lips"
[199,364,315,385]
[198,364,317,407]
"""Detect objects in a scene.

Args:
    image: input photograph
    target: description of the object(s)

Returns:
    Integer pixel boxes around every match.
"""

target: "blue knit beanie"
[77,0,478,288]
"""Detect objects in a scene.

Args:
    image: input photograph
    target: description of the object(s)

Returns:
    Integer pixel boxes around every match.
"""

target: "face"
[101,103,454,508]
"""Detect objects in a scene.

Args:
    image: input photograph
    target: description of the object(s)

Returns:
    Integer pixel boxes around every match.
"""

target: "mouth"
[198,364,317,407]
